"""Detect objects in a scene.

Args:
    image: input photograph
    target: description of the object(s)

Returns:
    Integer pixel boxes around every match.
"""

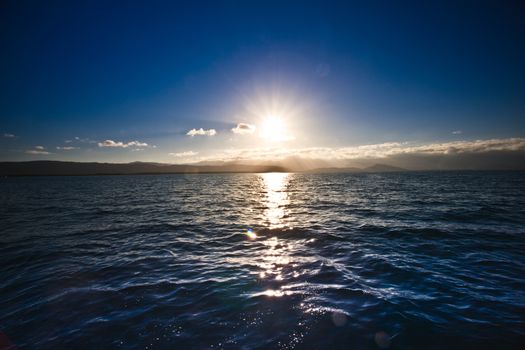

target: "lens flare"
[245,228,257,239]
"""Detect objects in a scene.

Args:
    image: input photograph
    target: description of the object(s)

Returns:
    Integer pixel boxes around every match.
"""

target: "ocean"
[1,172,524,349]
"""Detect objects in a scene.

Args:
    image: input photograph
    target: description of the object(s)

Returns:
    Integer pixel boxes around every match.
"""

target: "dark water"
[1,172,524,349]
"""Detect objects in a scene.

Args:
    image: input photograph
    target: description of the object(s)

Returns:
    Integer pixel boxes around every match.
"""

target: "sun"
[259,116,293,142]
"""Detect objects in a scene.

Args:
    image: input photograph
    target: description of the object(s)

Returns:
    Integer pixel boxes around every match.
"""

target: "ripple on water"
[0,172,524,349]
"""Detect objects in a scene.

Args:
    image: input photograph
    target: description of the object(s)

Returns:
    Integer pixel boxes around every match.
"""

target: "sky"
[1,0,524,167]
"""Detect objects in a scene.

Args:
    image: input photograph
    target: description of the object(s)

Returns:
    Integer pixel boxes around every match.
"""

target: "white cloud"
[3,133,15,138]
[25,150,50,155]
[452,130,462,135]
[66,137,96,144]
[231,123,256,135]
[186,128,217,137]
[128,141,149,147]
[98,140,125,147]
[195,138,525,163]
[56,146,78,150]
[97,139,149,148]
[26,146,50,155]
[169,151,198,157]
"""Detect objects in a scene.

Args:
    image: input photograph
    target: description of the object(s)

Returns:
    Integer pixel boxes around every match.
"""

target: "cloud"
[127,141,149,147]
[452,130,462,135]
[26,146,50,155]
[195,138,525,163]
[169,151,198,157]
[65,137,96,144]
[56,146,79,150]
[98,140,125,147]
[3,133,15,138]
[25,150,50,155]
[231,123,256,135]
[97,139,149,148]
[186,128,217,137]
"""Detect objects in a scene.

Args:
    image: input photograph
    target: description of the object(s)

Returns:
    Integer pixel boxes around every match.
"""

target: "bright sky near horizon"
[1,1,524,164]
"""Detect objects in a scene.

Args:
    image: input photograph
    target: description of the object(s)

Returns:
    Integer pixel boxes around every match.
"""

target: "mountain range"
[0,161,406,176]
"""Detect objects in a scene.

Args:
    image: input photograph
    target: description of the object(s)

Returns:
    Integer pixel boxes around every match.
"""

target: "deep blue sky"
[1,1,524,162]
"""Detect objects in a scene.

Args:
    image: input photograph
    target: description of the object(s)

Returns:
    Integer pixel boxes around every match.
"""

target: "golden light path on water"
[240,173,409,343]
[261,172,290,229]
[243,172,290,240]
[242,173,308,297]
[239,173,393,340]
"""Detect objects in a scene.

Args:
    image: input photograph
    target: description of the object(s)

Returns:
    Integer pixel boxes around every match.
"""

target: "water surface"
[1,172,524,349]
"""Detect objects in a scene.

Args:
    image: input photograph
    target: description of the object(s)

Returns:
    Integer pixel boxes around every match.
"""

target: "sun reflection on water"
[255,173,298,291]
[258,236,292,281]
[234,172,308,299]
[261,172,290,229]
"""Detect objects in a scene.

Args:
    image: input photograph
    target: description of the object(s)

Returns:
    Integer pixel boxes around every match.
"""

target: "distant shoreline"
[1,160,523,177]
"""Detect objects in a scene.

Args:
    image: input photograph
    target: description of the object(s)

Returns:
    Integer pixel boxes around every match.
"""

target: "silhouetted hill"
[194,156,334,172]
[5,159,520,176]
[363,164,406,172]
[0,161,289,176]
[306,167,362,173]
[306,163,407,173]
